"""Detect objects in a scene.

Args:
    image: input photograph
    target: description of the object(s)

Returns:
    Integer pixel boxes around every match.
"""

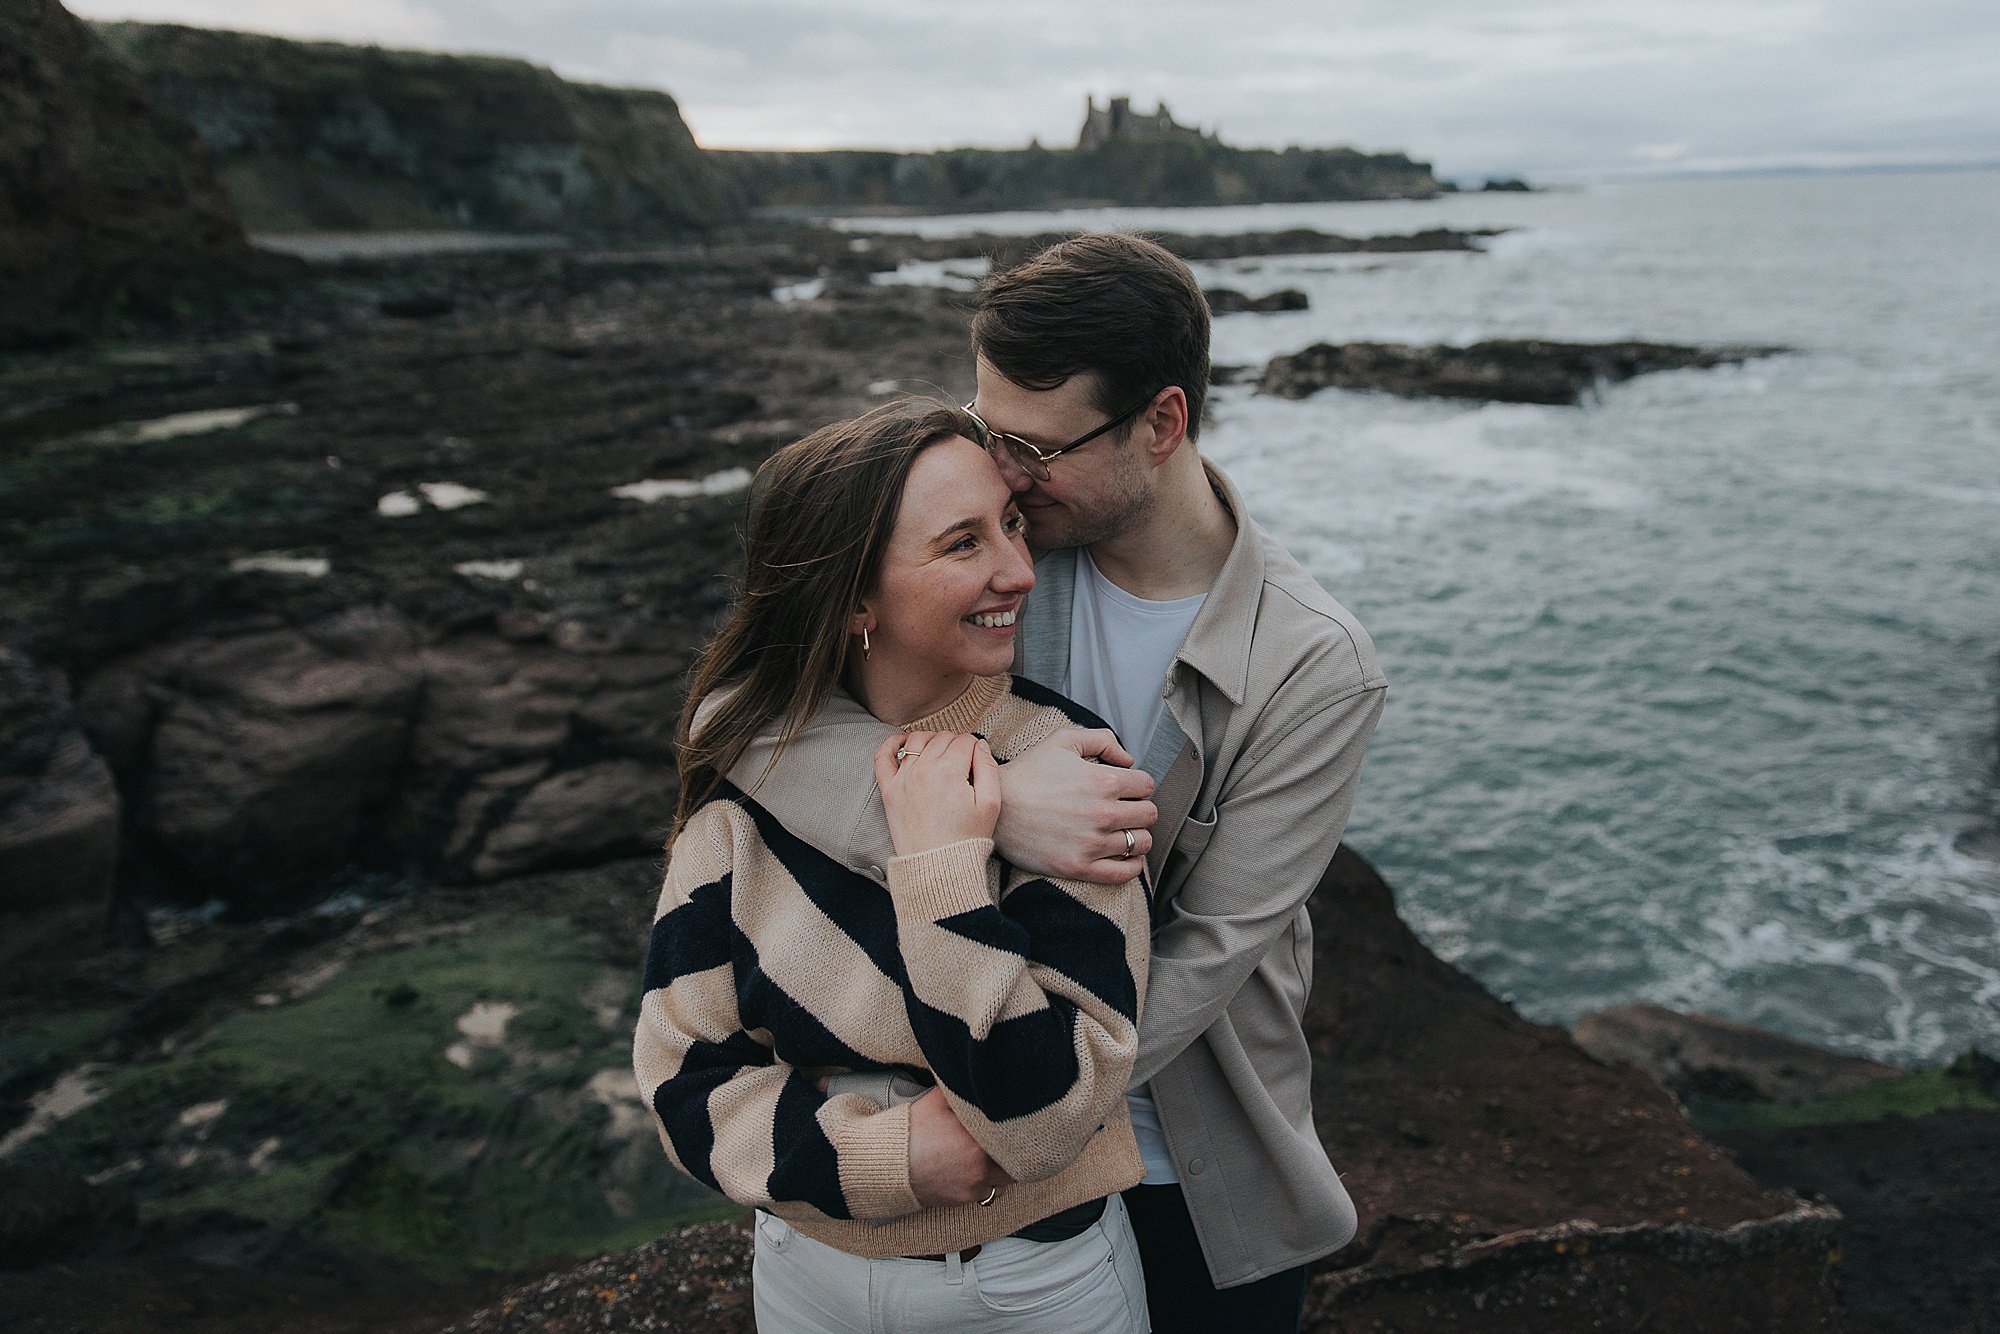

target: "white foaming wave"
[1816,470,2000,508]
[1207,390,1651,537]
[1673,826,2000,1063]
[1240,388,1648,516]
[1352,403,1647,512]
[1479,227,1589,262]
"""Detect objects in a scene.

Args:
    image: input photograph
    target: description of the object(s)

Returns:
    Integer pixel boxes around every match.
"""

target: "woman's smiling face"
[854,435,1036,720]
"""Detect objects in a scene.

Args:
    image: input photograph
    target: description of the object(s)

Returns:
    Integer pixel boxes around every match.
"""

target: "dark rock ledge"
[443,849,1842,1334]
[1260,338,1788,406]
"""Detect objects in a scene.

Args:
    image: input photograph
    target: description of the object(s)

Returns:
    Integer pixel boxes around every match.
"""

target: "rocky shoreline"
[1259,338,1788,405]
[6,226,1990,1330]
[6,6,1996,1328]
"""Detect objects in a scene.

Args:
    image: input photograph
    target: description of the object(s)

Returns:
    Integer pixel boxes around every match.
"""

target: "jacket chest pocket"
[1157,808,1218,918]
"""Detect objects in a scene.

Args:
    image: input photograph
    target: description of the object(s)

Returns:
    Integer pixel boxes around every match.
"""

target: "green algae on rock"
[5,913,726,1279]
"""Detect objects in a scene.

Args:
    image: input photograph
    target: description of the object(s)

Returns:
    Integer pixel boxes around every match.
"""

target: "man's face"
[971,358,1156,553]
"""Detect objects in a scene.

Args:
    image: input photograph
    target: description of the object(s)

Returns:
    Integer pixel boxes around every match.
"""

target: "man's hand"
[994,728,1158,885]
[908,1087,1012,1207]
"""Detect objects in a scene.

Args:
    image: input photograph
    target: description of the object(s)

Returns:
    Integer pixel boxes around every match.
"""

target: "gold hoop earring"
[861,626,871,660]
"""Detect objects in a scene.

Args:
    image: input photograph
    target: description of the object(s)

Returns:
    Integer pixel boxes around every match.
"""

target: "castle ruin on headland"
[1077,95,1209,150]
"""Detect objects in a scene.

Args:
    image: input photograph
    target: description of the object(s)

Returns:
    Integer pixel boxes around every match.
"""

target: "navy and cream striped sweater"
[633,674,1148,1257]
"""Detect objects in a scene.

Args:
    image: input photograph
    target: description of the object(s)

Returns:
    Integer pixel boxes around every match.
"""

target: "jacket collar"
[1168,461,1262,707]
[1017,459,1264,709]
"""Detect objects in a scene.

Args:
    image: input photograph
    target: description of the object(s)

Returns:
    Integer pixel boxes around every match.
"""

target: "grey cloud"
[67,0,2000,178]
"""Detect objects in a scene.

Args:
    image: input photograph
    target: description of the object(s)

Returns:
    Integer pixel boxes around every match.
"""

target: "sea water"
[850,172,2000,1066]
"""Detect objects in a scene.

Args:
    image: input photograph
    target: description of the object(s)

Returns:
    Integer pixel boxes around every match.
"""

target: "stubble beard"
[1030,459,1155,553]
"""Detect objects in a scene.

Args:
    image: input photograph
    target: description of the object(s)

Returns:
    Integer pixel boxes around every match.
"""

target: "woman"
[633,400,1151,1331]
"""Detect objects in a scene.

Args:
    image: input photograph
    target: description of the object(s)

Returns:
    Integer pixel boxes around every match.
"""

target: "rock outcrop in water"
[1574,1003,1904,1104]
[0,0,275,349]
[94,21,743,237]
[1260,338,1787,405]
[1205,286,1309,314]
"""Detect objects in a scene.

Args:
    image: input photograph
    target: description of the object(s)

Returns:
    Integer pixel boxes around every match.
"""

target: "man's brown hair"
[973,232,1211,442]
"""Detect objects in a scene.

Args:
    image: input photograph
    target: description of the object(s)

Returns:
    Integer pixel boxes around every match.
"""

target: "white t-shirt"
[1067,547,1204,1185]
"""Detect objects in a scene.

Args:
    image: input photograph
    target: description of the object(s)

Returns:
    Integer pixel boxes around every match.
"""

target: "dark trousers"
[1122,1183,1309,1334]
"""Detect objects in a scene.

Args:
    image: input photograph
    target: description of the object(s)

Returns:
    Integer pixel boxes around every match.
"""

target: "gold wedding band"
[1122,828,1136,857]
[979,1187,999,1207]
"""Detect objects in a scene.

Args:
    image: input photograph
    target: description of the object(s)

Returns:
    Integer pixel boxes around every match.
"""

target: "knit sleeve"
[885,836,1149,1183]
[633,806,923,1224]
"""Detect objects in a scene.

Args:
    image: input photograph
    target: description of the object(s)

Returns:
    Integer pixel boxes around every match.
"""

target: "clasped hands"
[874,725,1158,876]
[869,724,1157,1203]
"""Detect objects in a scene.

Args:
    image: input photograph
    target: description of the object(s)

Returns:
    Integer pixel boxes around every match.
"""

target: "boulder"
[393,627,682,883]
[0,650,119,913]
[1573,1002,1904,1104]
[81,608,423,899]
[73,607,687,898]
[1259,338,1785,405]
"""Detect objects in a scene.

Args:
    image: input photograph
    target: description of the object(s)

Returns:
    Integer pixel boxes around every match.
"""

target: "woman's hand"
[874,731,1000,856]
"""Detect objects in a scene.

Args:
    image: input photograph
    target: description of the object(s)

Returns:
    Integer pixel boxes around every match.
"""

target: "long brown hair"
[669,398,983,844]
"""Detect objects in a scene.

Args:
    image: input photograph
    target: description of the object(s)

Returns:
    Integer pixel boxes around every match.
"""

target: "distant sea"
[843,171,2000,1067]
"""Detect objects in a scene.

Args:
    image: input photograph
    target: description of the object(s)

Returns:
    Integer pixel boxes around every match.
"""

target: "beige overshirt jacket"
[729,462,1387,1287]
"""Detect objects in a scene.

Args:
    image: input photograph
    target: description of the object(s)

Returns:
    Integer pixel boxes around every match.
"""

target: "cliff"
[720,138,1443,213]
[79,21,1437,232]
[0,0,273,349]
[92,21,743,237]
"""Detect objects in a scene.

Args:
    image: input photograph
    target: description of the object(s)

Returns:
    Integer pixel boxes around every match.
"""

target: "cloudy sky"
[68,0,2000,181]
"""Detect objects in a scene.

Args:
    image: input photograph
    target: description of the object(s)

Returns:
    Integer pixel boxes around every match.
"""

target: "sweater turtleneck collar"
[901,674,1006,735]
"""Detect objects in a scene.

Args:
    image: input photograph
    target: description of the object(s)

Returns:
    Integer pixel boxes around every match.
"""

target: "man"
[735,232,1385,1331]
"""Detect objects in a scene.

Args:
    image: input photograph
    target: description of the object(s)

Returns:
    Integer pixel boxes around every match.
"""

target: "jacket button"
[1188,1158,1205,1175]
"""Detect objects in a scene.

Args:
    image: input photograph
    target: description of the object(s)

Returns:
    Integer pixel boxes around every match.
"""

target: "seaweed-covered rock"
[1259,338,1785,405]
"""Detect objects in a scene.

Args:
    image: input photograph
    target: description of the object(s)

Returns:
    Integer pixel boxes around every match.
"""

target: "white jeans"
[752,1193,1150,1333]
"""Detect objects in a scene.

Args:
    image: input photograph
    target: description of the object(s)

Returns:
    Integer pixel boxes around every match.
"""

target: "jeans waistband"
[1010,1193,1107,1243]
